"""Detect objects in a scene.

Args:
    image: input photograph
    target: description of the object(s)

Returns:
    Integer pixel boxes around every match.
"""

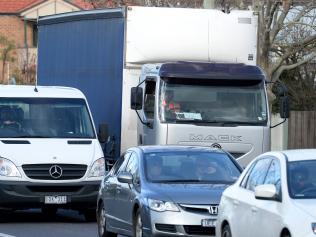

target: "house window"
[33,24,38,47]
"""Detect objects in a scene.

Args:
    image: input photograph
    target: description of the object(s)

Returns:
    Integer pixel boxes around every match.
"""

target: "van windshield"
[159,79,267,126]
[0,98,95,139]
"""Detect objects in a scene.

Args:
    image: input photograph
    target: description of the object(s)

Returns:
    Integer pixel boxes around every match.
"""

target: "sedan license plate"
[201,219,217,227]
[45,196,67,204]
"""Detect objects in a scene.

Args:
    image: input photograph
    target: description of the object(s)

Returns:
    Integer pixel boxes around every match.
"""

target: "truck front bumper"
[0,181,101,210]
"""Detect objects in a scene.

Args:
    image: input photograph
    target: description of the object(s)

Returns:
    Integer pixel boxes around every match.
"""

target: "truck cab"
[0,85,105,220]
[132,62,270,166]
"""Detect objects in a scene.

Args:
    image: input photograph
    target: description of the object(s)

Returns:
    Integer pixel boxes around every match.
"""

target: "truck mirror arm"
[270,118,287,128]
[135,110,153,129]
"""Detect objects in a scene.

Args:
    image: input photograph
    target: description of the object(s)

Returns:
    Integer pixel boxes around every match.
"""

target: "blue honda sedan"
[97,146,242,237]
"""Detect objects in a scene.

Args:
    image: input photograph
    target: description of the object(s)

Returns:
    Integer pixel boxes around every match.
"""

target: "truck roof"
[141,62,266,81]
[0,85,86,98]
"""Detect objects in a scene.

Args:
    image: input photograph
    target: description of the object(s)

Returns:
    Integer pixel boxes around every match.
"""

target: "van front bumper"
[0,180,101,210]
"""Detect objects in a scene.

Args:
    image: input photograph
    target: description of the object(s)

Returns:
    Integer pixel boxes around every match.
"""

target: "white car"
[216,149,316,237]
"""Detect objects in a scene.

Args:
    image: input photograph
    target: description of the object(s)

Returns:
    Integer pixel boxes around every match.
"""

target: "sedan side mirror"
[117,172,133,184]
[254,184,277,200]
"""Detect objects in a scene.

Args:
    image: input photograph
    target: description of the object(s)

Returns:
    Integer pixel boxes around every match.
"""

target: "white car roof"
[282,149,316,162]
[0,85,85,99]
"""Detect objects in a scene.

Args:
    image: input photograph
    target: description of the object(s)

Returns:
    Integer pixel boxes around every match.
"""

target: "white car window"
[245,158,271,191]
[264,159,281,196]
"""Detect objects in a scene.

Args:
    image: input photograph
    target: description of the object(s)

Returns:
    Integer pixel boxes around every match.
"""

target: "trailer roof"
[38,8,124,25]
[157,62,266,81]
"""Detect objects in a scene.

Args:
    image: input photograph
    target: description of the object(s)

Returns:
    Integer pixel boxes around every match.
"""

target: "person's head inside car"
[195,157,219,179]
[147,156,163,180]
[291,166,310,193]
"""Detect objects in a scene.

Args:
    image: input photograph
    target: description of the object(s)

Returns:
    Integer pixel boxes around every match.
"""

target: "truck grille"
[22,164,87,180]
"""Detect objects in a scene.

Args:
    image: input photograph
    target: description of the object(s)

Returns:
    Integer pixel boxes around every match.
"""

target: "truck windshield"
[0,98,95,139]
[159,79,267,126]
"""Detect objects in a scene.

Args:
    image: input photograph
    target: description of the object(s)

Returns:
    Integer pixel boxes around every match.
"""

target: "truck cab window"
[143,81,156,120]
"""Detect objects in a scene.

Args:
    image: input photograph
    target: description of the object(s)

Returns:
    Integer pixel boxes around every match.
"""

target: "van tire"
[84,209,97,222]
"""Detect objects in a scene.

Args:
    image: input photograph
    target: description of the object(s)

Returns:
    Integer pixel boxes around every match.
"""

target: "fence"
[288,111,316,149]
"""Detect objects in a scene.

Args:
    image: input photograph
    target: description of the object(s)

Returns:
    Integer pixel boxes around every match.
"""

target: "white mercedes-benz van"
[0,85,106,221]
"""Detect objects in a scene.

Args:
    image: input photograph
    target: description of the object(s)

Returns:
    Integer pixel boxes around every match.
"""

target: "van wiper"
[10,135,55,138]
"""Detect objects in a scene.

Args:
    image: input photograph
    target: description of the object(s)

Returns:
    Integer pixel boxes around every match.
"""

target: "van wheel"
[97,205,117,237]
[222,224,232,237]
[133,209,143,237]
[83,209,97,222]
[42,207,57,217]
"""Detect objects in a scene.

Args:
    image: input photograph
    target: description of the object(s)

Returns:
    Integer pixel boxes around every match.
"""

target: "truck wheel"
[133,209,143,237]
[42,207,57,217]
[222,224,232,237]
[83,209,97,222]
[97,205,117,237]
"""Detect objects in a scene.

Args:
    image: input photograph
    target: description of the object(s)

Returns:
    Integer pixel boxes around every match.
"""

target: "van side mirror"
[279,96,289,119]
[98,123,108,143]
[131,87,143,110]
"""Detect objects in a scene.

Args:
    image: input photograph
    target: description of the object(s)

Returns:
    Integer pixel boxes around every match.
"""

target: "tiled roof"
[0,0,44,13]
[0,0,93,14]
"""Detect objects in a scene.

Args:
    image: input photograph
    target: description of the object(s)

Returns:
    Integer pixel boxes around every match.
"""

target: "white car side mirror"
[254,184,277,200]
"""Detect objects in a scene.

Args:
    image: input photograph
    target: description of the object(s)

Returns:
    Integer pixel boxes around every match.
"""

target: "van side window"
[143,81,156,120]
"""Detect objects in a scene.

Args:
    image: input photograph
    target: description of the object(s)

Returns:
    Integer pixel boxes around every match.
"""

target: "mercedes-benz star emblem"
[49,165,63,179]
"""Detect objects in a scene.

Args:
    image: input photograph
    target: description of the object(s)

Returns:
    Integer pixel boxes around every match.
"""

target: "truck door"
[140,79,157,145]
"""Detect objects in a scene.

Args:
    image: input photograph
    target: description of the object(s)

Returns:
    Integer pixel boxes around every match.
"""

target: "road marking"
[0,233,16,237]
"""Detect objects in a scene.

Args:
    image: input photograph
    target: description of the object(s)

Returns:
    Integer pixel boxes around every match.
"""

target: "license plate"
[201,219,217,227]
[45,196,67,204]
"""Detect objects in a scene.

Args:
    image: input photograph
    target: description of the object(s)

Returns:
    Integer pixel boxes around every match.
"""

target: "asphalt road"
[0,209,99,237]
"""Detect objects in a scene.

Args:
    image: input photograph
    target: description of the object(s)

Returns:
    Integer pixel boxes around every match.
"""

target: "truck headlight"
[88,158,105,177]
[0,157,21,177]
[147,199,179,212]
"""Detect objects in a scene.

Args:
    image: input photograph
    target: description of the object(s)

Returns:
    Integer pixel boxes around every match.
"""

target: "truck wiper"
[172,119,264,126]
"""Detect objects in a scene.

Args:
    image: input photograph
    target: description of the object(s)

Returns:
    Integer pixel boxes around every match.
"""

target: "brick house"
[0,0,92,84]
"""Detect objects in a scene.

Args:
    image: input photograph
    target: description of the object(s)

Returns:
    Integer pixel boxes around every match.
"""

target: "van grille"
[22,164,87,180]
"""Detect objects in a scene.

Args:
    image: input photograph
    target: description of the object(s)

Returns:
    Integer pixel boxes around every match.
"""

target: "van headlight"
[88,158,105,177]
[0,157,21,177]
[147,199,179,212]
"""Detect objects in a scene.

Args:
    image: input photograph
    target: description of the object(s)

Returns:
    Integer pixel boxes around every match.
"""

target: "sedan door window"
[115,152,132,176]
[245,158,272,191]
[264,159,281,196]
[125,152,140,186]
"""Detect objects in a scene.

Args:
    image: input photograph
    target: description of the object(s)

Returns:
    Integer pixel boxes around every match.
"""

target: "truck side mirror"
[98,123,109,143]
[279,96,289,119]
[131,87,143,110]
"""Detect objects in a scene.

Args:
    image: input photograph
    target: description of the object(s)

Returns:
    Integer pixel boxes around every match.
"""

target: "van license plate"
[45,196,67,204]
[201,219,217,227]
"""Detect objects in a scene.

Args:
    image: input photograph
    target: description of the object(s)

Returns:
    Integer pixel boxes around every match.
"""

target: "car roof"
[281,149,316,162]
[258,149,316,163]
[0,85,85,99]
[130,145,226,154]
